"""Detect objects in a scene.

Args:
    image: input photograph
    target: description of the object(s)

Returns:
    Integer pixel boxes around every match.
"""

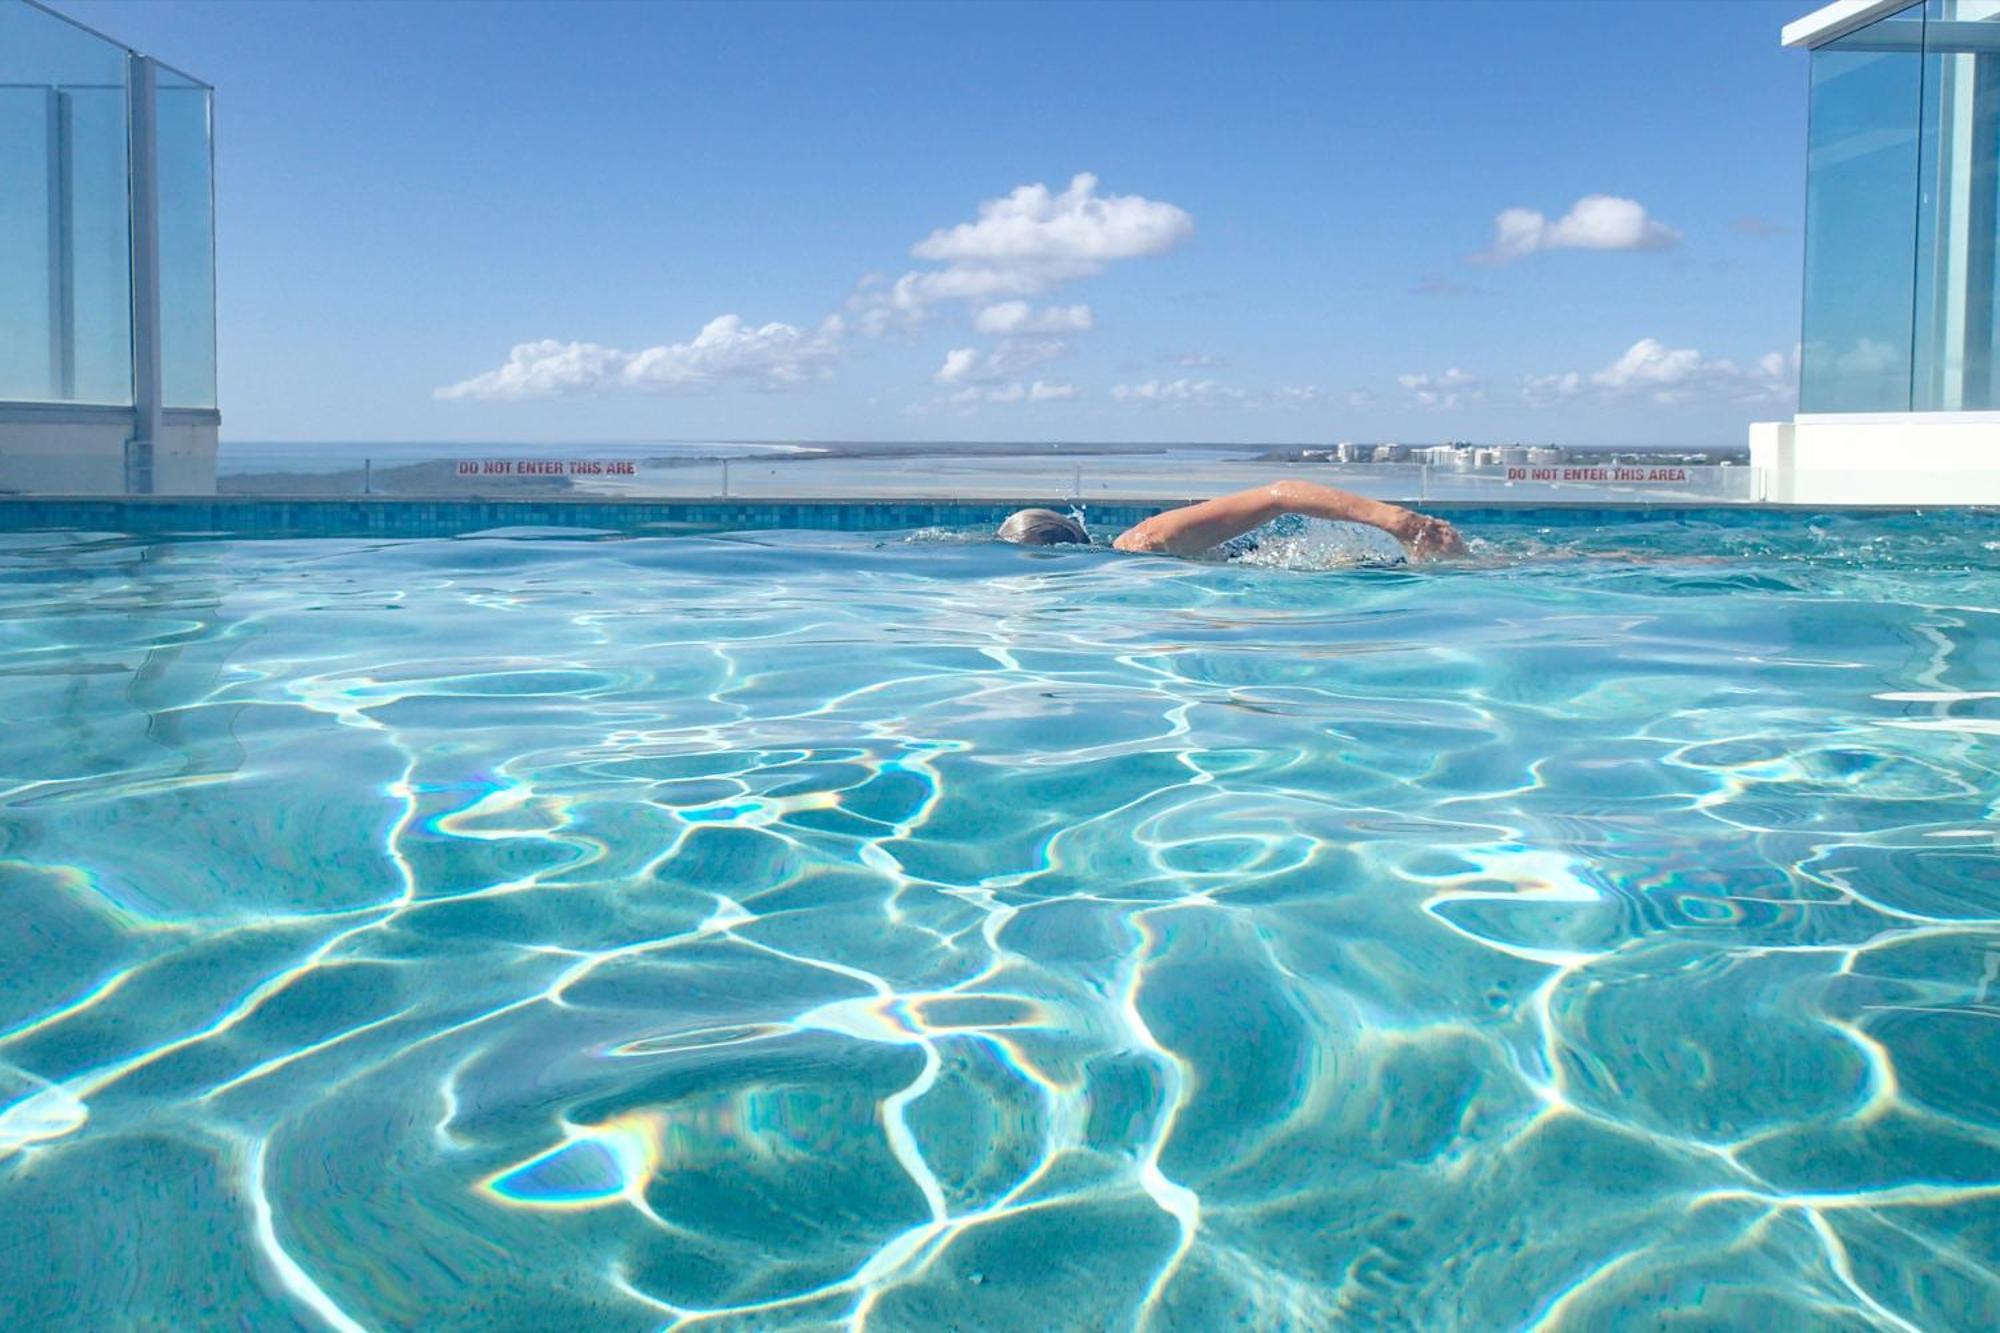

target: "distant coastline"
[215,437,1749,499]
[216,439,1276,494]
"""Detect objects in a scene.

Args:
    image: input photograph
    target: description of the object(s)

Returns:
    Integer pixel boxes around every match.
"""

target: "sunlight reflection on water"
[0,510,1994,1329]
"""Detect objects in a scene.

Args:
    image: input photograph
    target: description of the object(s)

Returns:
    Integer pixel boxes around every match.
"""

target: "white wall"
[0,418,218,495]
[156,418,220,494]
[1750,416,2000,504]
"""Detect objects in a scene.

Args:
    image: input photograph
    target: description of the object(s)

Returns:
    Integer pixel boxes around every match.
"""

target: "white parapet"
[0,408,218,495]
[1751,414,2000,505]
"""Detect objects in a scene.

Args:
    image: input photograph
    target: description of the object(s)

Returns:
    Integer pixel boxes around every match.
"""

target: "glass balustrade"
[1802,0,2000,414]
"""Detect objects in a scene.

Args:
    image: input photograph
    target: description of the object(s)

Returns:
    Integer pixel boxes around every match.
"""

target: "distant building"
[1373,443,1409,463]
[0,0,217,494]
[1501,447,1531,466]
[1527,446,1563,466]
[1755,1,2000,503]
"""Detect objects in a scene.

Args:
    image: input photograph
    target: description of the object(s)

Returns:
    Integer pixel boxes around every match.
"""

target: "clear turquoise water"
[0,511,1995,1330]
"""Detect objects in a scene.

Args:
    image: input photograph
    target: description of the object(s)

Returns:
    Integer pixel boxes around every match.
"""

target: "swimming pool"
[0,509,1994,1329]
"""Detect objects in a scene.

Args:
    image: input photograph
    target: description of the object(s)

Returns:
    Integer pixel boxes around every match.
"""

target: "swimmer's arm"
[1112,479,1465,559]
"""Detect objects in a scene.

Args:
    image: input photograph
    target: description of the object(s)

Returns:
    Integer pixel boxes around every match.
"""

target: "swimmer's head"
[997,509,1089,546]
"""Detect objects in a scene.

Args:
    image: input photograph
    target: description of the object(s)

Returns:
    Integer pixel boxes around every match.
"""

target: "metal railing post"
[46,88,75,400]
[125,54,162,494]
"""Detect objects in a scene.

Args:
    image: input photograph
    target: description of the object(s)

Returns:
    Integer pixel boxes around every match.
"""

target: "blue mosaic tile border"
[0,498,1179,539]
[0,496,1923,541]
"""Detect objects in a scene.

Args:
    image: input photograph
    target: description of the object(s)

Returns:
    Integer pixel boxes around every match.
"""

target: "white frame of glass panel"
[45,86,72,399]
[1785,1,1925,48]
[126,50,160,490]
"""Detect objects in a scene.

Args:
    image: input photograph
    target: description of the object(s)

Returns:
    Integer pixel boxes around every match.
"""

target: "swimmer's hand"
[1387,510,1466,560]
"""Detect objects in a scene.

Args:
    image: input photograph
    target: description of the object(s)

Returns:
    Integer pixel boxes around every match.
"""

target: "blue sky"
[64,0,1809,447]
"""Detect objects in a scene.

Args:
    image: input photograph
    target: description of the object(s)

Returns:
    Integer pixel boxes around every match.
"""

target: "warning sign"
[1506,466,1689,483]
[454,459,638,477]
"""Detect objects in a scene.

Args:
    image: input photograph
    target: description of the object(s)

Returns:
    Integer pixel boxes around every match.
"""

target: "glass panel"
[1913,0,2000,409]
[0,0,131,406]
[0,85,53,397]
[1799,2,1926,414]
[63,83,132,405]
[157,68,214,410]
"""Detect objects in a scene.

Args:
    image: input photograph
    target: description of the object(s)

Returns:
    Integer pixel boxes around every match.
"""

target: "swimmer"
[997,479,1466,561]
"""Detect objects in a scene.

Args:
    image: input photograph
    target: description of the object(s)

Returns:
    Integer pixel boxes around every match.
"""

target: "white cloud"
[912,172,1193,266]
[934,339,1068,384]
[437,315,841,400]
[1110,378,1246,407]
[1106,379,1329,411]
[935,347,980,385]
[444,173,1191,408]
[1477,195,1680,264]
[1523,337,1797,406]
[1590,338,1707,394]
[1829,338,1898,376]
[624,315,842,391]
[858,268,1049,335]
[905,378,1081,414]
[1521,370,1584,404]
[1397,367,1484,409]
[436,340,628,400]
[972,301,1095,335]
[854,173,1192,333]
[944,379,1081,405]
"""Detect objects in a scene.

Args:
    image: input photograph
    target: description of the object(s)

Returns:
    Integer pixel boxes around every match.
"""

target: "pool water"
[0,511,1995,1330]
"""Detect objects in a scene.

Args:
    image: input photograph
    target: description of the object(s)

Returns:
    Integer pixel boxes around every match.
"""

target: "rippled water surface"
[2,511,1996,1330]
